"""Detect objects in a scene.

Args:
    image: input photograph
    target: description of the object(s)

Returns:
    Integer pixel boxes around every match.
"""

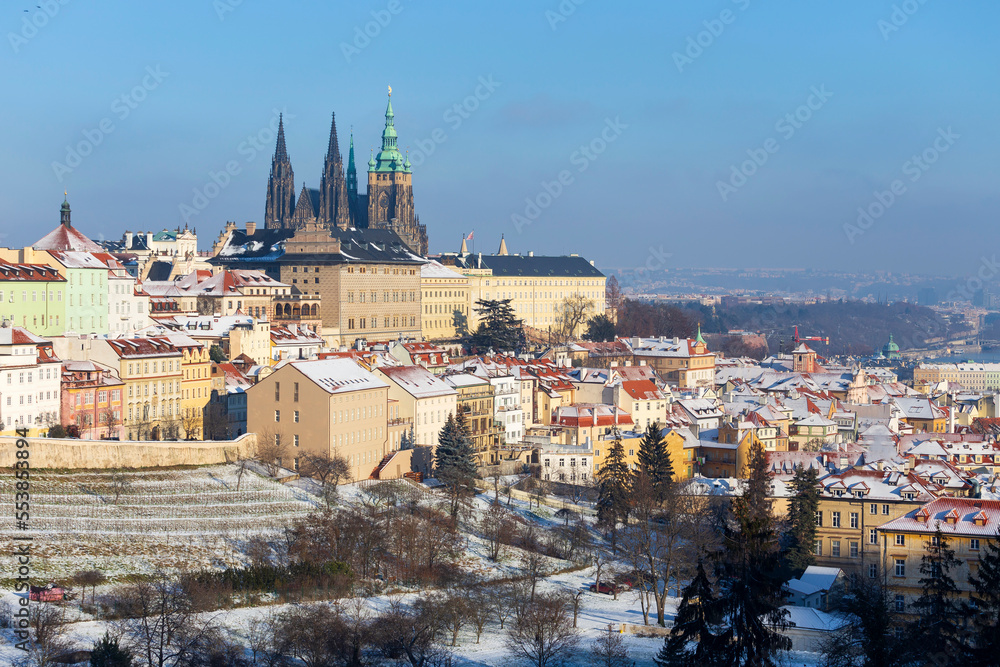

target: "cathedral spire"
[325,112,341,162]
[498,234,508,256]
[265,113,295,228]
[275,113,288,162]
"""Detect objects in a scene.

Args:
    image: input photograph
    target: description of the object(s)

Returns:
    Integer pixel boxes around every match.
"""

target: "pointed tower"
[367,87,427,255]
[290,182,318,229]
[60,192,71,227]
[498,234,508,256]
[318,112,351,230]
[346,131,362,227]
[265,114,296,229]
[460,234,469,255]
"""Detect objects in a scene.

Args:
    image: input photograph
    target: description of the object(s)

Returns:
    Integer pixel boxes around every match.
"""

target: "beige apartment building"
[211,222,424,347]
[276,224,422,346]
[247,358,390,481]
[375,365,457,451]
[420,260,471,340]
[439,238,607,336]
[878,498,1000,615]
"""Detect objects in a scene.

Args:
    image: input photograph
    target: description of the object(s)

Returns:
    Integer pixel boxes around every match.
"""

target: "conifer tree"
[655,558,724,667]
[714,439,790,666]
[965,528,1000,665]
[784,464,820,576]
[597,429,632,551]
[636,421,673,502]
[908,525,962,653]
[435,411,479,518]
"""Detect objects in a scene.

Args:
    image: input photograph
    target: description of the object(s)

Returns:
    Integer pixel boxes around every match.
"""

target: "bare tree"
[505,592,580,667]
[112,573,214,667]
[246,610,284,667]
[481,502,516,562]
[300,451,352,506]
[74,569,106,610]
[372,594,449,667]
[100,406,120,440]
[181,409,201,441]
[441,593,468,647]
[591,623,631,667]
[467,585,492,643]
[255,428,288,477]
[489,582,516,630]
[23,603,72,667]
[520,550,548,602]
[555,294,595,342]
[605,275,623,323]
[108,469,132,505]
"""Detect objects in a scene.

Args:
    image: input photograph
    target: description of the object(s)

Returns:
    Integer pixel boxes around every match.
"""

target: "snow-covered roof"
[289,358,388,395]
[378,365,457,399]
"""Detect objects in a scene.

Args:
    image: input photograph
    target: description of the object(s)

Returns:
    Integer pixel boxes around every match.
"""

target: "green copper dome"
[371,94,406,173]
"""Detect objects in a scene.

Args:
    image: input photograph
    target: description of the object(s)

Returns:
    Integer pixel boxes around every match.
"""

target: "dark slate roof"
[467,254,604,278]
[145,260,174,282]
[212,227,423,266]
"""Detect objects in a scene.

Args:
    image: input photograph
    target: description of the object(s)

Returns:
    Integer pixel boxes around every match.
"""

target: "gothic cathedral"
[263,91,429,256]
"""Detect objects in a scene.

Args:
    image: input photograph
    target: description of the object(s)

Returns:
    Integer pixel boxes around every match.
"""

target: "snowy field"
[0,466,824,665]
[0,465,319,581]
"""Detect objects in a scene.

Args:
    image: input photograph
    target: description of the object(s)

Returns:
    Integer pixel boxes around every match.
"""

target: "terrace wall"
[0,433,257,469]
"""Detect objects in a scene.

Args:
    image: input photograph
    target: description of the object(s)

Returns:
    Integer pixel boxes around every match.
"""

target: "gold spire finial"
[388,84,392,97]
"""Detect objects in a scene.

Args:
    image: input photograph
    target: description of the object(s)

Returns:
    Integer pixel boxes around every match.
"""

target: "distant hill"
[619,299,958,356]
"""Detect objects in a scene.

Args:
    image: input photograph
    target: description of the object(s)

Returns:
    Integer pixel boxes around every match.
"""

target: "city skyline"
[2,1,997,274]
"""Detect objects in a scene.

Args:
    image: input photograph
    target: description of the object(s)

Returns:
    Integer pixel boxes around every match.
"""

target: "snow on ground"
[0,472,825,665]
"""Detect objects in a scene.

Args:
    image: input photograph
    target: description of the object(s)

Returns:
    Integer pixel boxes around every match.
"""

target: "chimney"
[246,221,257,235]
[125,231,133,248]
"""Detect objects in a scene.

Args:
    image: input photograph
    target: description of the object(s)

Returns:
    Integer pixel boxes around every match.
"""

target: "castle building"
[263,91,428,256]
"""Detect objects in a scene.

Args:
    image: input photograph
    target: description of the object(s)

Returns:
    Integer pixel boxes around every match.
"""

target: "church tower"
[264,114,296,229]
[346,132,362,227]
[318,112,351,230]
[367,89,428,255]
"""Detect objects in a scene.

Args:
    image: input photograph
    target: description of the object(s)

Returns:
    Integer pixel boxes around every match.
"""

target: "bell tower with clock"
[367,87,428,255]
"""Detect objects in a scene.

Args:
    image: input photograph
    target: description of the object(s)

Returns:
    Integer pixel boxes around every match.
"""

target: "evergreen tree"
[820,571,906,667]
[435,411,479,518]
[596,429,632,551]
[636,421,673,502]
[584,314,617,342]
[90,632,133,667]
[655,558,725,667]
[908,526,962,654]
[784,464,820,576]
[714,439,790,666]
[965,528,1000,665]
[472,298,524,351]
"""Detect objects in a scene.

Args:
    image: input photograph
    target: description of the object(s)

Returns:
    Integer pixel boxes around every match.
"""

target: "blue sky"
[1,0,995,274]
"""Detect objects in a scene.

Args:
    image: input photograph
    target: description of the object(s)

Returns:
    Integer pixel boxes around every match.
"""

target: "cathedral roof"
[211,227,423,265]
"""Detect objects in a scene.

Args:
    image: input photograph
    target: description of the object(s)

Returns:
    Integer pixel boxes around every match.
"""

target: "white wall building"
[489,374,523,444]
[0,328,62,434]
[375,365,458,449]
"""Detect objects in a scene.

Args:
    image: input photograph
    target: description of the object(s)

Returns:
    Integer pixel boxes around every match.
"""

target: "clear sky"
[1,1,995,275]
